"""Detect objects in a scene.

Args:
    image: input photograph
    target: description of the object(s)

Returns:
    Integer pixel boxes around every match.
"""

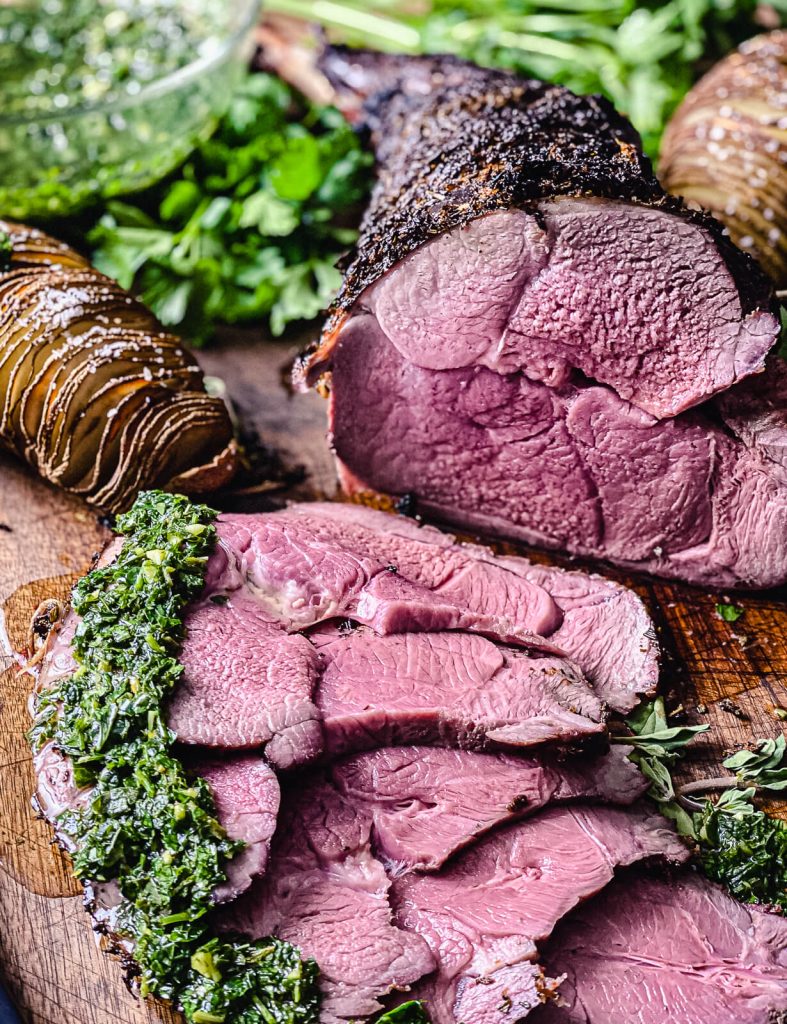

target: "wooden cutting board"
[1,329,786,1024]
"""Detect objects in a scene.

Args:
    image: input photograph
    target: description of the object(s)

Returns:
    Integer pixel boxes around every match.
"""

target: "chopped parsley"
[716,602,745,622]
[88,72,373,344]
[29,491,319,1024]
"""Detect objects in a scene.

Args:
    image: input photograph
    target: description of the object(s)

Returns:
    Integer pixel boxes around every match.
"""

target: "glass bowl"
[0,0,261,221]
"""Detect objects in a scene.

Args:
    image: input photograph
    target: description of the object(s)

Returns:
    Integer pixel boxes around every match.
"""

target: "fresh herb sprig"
[616,700,787,909]
[611,697,708,833]
[88,72,373,344]
[30,491,320,1024]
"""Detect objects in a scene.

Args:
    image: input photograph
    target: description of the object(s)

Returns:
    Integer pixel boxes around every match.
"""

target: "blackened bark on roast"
[302,48,774,380]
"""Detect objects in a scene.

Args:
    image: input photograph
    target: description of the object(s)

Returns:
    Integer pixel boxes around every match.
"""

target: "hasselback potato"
[0,221,237,512]
[660,31,787,287]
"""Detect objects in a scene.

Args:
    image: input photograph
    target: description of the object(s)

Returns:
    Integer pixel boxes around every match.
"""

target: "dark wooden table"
[1,330,785,1024]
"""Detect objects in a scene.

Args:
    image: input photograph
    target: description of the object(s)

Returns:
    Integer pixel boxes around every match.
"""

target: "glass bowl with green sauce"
[0,0,261,220]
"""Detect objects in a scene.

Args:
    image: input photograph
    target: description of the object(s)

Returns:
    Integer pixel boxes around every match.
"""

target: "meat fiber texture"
[331,744,648,871]
[302,50,787,589]
[392,803,688,1024]
[535,871,787,1024]
[220,776,686,1024]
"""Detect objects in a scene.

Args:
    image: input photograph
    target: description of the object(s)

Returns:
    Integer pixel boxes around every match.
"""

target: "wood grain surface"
[1,329,786,1024]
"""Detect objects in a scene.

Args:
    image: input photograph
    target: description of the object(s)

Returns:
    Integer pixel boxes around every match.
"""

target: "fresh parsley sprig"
[88,72,373,344]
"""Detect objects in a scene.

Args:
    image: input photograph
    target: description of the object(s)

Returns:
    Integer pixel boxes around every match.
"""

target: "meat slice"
[392,805,689,1024]
[302,50,777,419]
[536,872,787,1024]
[266,504,563,640]
[33,743,280,906]
[196,757,280,903]
[312,626,605,757]
[286,502,657,712]
[167,589,324,768]
[221,777,435,1024]
[332,744,648,870]
[211,512,560,649]
[331,320,787,589]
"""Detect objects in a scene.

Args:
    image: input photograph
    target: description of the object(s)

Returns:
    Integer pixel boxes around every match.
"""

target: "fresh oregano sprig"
[611,697,708,834]
[615,699,787,909]
[30,491,320,1024]
[723,735,787,791]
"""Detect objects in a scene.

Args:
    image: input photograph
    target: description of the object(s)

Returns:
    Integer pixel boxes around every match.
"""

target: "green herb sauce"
[0,1,223,117]
[30,490,320,1024]
[0,1,249,219]
[698,803,787,910]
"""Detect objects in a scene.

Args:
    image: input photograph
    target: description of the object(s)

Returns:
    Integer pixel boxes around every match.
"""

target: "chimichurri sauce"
[0,0,223,117]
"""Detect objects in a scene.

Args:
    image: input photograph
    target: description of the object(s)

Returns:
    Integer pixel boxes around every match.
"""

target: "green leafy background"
[80,0,785,344]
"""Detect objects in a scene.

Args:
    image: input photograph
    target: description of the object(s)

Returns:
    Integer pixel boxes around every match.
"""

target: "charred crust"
[307,49,777,376]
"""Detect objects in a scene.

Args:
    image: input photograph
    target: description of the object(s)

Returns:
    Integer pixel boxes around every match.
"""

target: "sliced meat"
[212,512,561,649]
[536,871,787,1024]
[492,556,657,714]
[196,757,280,903]
[273,503,563,640]
[33,743,279,905]
[221,777,435,1024]
[287,502,658,712]
[392,804,689,1024]
[165,506,569,764]
[312,626,605,757]
[331,320,787,589]
[331,744,647,870]
[167,589,324,769]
